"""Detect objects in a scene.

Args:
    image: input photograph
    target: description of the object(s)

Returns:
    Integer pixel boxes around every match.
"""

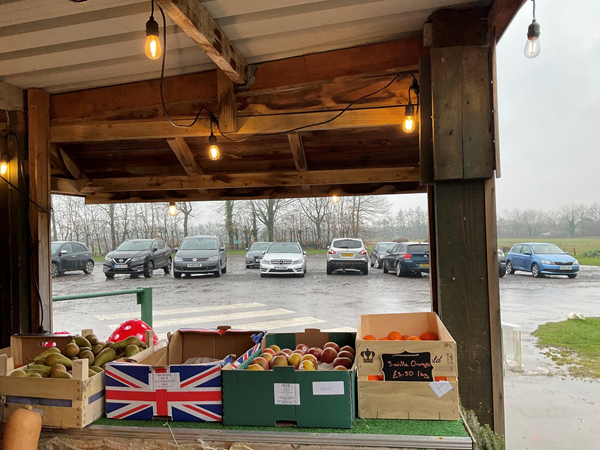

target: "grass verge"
[577,257,600,266]
[532,317,600,379]
[498,238,600,256]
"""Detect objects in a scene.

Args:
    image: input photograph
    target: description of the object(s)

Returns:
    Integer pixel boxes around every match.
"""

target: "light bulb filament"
[0,162,8,176]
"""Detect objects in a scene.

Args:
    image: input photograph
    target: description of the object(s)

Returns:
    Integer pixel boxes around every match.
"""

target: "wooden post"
[426,8,504,433]
[28,89,52,333]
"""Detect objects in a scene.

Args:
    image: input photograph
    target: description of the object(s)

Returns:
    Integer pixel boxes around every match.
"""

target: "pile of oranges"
[363,331,438,341]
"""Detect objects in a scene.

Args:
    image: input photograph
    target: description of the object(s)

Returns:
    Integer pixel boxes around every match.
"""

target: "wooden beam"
[49,144,87,180]
[0,81,24,112]
[488,0,528,41]
[287,133,308,172]
[85,182,426,204]
[166,137,202,176]
[155,0,247,84]
[51,177,87,196]
[27,88,52,333]
[419,53,434,185]
[50,107,407,143]
[217,69,237,133]
[80,166,419,194]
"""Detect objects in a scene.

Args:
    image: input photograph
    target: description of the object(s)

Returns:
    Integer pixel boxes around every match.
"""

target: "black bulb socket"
[208,133,217,145]
[527,20,541,39]
[405,104,415,117]
[146,17,159,37]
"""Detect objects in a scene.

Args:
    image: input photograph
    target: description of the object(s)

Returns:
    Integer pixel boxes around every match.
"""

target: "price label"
[381,351,434,382]
[153,372,180,390]
[274,383,301,405]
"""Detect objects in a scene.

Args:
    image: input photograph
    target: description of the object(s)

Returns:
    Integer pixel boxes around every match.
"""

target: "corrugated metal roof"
[0,0,487,93]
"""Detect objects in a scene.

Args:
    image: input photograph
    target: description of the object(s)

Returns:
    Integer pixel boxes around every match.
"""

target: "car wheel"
[506,261,515,275]
[174,271,182,278]
[499,268,506,278]
[531,263,544,278]
[164,258,172,274]
[51,263,59,278]
[214,267,221,278]
[383,263,389,274]
[245,264,250,269]
[362,267,368,276]
[221,264,227,274]
[144,261,154,278]
[370,258,374,268]
[396,263,402,277]
[105,273,115,279]
[326,263,333,275]
[567,274,578,279]
[260,273,266,278]
[83,260,94,274]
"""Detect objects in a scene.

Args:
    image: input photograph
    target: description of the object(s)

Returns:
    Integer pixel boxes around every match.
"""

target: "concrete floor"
[52,255,600,449]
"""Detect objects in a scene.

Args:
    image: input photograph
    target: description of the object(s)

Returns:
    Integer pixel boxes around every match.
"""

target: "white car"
[260,242,307,278]
[326,238,369,275]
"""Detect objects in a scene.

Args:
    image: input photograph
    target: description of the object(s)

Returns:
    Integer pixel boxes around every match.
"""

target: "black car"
[370,242,396,269]
[173,235,227,278]
[51,241,95,277]
[382,242,429,277]
[103,238,172,279]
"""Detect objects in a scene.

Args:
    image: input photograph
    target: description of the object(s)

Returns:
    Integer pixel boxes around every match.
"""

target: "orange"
[402,335,410,340]
[434,376,447,382]
[363,334,376,341]
[378,337,389,340]
[406,336,421,341]
[368,375,383,381]
[420,332,438,341]
[387,331,402,341]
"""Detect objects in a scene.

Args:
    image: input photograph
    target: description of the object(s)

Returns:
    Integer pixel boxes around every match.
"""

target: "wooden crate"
[0,329,156,429]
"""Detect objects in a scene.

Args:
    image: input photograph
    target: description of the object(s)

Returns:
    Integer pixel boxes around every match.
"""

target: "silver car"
[245,242,272,268]
[326,238,369,275]
[260,242,307,278]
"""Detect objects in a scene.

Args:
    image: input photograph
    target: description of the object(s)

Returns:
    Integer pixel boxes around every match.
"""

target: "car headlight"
[131,256,145,262]
[573,259,579,265]
[540,259,554,265]
[104,256,111,262]
[293,258,302,265]
[174,256,183,262]
[208,255,219,261]
[262,258,270,265]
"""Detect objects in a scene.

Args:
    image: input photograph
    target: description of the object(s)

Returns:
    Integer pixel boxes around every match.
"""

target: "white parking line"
[108,308,296,330]
[96,302,266,321]
[325,327,357,333]
[227,316,326,331]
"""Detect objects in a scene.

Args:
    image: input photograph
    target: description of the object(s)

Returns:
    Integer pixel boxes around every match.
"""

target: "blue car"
[505,243,579,278]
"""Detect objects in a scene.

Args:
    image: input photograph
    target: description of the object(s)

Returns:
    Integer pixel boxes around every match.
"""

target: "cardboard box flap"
[293,329,331,349]
[11,334,76,367]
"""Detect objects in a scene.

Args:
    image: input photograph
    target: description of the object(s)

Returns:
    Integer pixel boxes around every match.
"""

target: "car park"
[245,242,272,268]
[382,242,429,277]
[103,238,172,279]
[260,242,307,277]
[51,241,95,277]
[505,243,579,278]
[370,242,396,269]
[326,238,369,275]
[173,235,227,278]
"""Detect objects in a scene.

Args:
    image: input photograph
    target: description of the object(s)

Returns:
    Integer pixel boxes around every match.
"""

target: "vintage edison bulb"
[145,35,161,60]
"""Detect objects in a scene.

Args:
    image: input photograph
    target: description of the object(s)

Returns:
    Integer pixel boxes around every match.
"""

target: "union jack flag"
[231,343,261,368]
[105,362,223,422]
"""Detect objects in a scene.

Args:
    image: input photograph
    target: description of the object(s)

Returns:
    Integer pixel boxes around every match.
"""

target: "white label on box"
[429,381,453,398]
[274,383,301,405]
[312,381,345,396]
[153,372,180,390]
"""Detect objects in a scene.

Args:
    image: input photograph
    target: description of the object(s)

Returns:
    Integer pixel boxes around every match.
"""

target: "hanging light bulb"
[0,161,7,177]
[524,0,540,58]
[145,1,161,60]
[402,103,416,133]
[208,133,220,160]
[331,194,340,204]
[168,202,178,216]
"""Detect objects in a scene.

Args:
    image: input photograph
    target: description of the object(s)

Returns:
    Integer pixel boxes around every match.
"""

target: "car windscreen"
[532,244,564,255]
[378,243,396,252]
[267,243,301,254]
[407,244,429,253]
[250,243,271,251]
[333,239,362,249]
[51,243,61,253]
[181,238,218,250]
[116,240,152,251]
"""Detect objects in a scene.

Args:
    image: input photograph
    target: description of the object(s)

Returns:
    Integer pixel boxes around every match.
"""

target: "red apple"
[308,347,322,361]
[292,349,305,356]
[296,344,309,353]
[281,349,293,356]
[275,351,289,360]
[334,365,347,371]
[251,356,269,371]
[301,354,318,367]
[338,350,354,361]
[339,345,355,356]
[300,360,316,371]
[288,353,302,369]
[271,355,288,368]
[262,348,276,357]
[333,357,353,369]
[321,347,338,364]
[268,345,281,353]
[262,352,273,363]
[247,364,264,371]
[324,342,340,352]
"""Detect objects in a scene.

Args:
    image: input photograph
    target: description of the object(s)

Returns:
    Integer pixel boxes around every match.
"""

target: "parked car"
[51,241,95,277]
[326,238,368,275]
[260,242,307,278]
[505,243,579,278]
[245,242,272,268]
[173,235,227,278]
[103,238,172,279]
[498,249,506,277]
[382,242,429,277]
[370,242,396,269]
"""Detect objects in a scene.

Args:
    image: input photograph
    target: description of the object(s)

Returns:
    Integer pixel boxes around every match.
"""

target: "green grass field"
[498,238,600,266]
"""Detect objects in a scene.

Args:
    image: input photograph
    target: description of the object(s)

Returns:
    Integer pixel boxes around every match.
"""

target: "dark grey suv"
[173,235,227,278]
[51,241,95,277]
[103,238,172,279]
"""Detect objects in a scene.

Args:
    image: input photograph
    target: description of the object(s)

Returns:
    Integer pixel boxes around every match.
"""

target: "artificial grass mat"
[93,417,468,438]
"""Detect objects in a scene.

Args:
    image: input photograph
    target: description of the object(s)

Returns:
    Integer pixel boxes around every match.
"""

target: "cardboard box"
[105,327,263,422]
[222,329,356,429]
[0,329,155,429]
[356,312,459,420]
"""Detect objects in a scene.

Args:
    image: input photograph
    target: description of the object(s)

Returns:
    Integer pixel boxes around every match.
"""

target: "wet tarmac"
[52,255,600,449]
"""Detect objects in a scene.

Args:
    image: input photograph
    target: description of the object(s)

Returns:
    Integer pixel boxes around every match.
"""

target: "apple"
[262,352,273,363]
[308,347,322,361]
[247,364,264,371]
[333,357,353,369]
[339,345,355,356]
[338,350,354,361]
[321,347,338,364]
[296,344,309,353]
[268,345,281,353]
[271,355,288,368]
[301,354,318,367]
[275,351,289,360]
[288,353,302,369]
[323,342,340,352]
[292,349,305,356]
[251,356,269,371]
[262,348,276,357]
[300,360,315,371]
[334,365,347,371]
[281,349,293,356]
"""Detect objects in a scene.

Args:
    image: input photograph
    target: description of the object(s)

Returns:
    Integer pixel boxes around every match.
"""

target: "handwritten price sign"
[381,351,434,382]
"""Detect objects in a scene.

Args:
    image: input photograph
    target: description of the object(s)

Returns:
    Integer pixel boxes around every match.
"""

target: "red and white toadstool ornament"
[108,319,157,345]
